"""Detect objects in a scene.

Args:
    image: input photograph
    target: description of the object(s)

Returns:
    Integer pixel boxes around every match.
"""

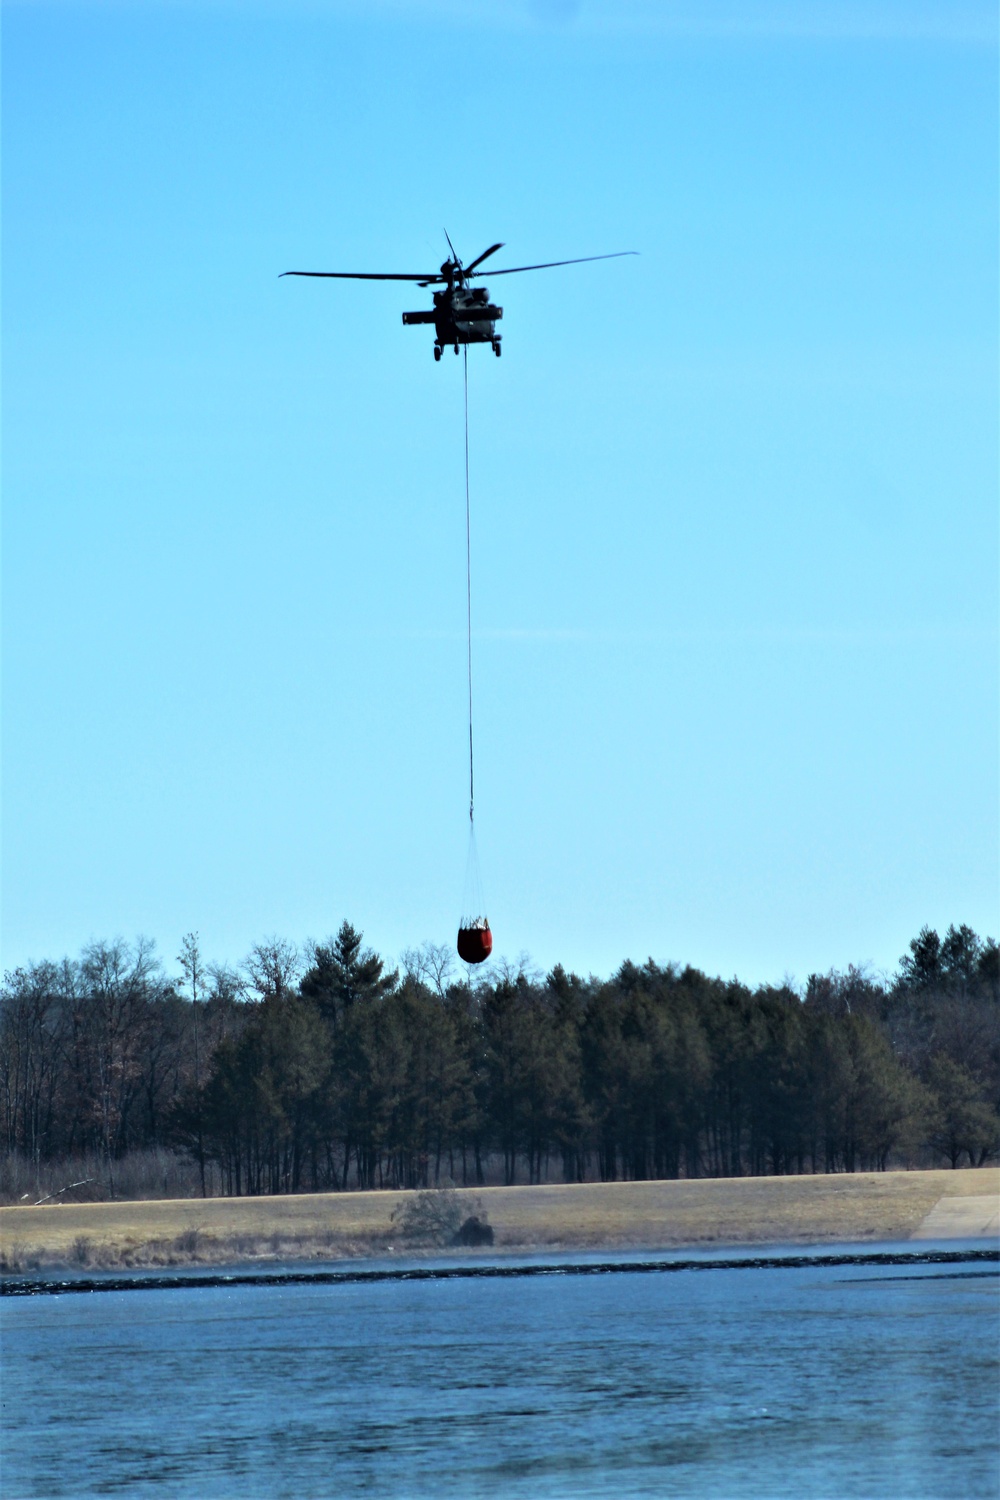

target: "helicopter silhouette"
[281,234,636,359]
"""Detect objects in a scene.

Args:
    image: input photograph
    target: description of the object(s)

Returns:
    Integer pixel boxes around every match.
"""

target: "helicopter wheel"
[454,343,460,355]
[433,345,442,362]
[493,342,501,357]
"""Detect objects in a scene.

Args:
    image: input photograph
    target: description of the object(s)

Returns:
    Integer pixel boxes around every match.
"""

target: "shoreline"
[6,1247,997,1301]
[2,1168,996,1274]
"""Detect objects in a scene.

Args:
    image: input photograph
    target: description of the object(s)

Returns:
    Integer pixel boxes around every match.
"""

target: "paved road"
[912,1194,1000,1239]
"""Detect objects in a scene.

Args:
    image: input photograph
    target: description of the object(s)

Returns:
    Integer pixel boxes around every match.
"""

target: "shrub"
[391,1187,463,1244]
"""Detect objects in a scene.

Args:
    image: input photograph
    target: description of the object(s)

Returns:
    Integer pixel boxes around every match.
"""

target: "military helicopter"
[281,235,636,359]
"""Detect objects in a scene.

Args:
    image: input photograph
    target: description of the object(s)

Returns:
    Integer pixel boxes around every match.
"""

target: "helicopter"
[281,235,636,359]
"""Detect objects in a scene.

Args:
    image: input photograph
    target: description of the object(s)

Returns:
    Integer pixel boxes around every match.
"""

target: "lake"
[2,1245,997,1498]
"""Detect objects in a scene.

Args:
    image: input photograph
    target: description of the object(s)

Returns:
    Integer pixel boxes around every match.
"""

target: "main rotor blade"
[473,251,638,277]
[280,270,443,282]
[465,242,505,274]
[443,228,460,265]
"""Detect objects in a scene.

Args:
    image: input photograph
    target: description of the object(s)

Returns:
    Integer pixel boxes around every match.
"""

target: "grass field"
[2,1168,996,1271]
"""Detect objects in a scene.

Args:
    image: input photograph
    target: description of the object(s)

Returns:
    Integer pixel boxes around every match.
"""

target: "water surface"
[3,1245,996,1498]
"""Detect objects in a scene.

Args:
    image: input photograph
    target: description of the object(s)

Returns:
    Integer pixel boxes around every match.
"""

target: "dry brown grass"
[1,1168,995,1271]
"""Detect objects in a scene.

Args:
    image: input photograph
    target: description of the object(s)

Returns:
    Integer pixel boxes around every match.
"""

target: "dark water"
[2,1245,997,1499]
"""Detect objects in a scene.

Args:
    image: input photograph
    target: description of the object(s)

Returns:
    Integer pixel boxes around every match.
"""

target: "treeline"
[1,923,997,1198]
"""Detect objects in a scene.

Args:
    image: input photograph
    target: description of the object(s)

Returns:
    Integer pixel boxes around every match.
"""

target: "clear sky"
[4,0,997,987]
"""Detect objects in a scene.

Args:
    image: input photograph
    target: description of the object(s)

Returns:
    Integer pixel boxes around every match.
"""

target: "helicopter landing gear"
[492,340,501,357]
[433,344,442,361]
[454,343,460,355]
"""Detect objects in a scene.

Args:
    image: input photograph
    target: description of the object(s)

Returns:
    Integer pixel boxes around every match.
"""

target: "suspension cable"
[464,345,474,826]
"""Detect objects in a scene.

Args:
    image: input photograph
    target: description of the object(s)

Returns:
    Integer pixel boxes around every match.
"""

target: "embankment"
[2,1168,996,1272]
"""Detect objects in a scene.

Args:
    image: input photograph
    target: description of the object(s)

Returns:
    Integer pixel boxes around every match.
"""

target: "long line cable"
[464,345,474,827]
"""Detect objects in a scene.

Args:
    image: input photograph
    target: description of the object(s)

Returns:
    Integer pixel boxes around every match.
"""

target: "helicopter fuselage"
[403,283,503,360]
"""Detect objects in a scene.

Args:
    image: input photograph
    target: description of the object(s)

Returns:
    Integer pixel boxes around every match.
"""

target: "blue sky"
[4,0,997,986]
